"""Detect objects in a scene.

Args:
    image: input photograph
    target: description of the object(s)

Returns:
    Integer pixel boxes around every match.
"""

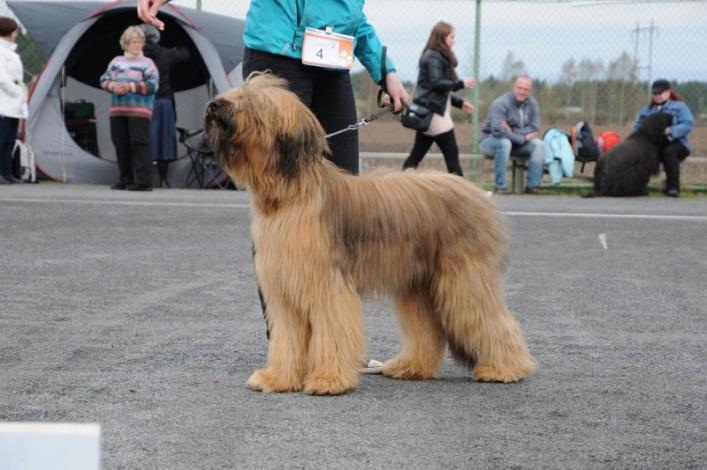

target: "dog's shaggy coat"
[204,74,535,395]
[589,112,673,197]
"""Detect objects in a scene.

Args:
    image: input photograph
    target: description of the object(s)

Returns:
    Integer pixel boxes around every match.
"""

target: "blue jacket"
[479,92,541,146]
[243,0,395,83]
[634,99,693,151]
[543,128,575,183]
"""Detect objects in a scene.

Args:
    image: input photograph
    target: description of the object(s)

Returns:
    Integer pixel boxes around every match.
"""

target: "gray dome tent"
[9,0,245,185]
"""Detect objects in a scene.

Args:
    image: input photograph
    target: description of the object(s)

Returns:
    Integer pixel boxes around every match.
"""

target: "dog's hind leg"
[434,261,536,383]
[247,294,309,393]
[303,276,365,396]
[383,289,446,380]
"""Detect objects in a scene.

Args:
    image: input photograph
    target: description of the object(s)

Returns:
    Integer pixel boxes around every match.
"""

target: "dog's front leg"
[247,294,309,393]
[303,279,365,396]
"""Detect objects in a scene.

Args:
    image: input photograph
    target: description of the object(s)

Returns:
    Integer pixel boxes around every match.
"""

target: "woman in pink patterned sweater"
[100,25,159,191]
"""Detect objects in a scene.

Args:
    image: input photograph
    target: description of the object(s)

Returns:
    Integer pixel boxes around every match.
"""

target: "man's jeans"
[480,137,545,189]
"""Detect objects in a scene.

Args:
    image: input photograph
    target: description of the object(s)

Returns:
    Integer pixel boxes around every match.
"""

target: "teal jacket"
[242,0,395,83]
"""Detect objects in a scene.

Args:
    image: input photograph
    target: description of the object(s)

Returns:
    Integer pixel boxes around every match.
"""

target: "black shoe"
[525,186,541,195]
[127,184,153,192]
[494,187,511,195]
[664,188,679,198]
[0,175,12,185]
[4,175,22,184]
[111,183,128,190]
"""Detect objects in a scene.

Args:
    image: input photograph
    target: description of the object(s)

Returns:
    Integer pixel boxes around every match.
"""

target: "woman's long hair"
[421,21,458,80]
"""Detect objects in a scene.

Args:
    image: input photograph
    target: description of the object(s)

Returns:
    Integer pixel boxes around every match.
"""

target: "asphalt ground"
[1,183,706,469]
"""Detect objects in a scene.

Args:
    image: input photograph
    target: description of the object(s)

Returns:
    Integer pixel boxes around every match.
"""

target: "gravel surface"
[1,184,706,469]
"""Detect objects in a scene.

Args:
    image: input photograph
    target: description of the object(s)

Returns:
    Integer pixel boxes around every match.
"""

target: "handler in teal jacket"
[138,0,409,174]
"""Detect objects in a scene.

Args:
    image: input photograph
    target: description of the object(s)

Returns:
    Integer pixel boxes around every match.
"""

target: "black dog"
[586,112,673,197]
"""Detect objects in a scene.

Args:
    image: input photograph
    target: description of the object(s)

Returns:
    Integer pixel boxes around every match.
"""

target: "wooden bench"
[511,156,528,194]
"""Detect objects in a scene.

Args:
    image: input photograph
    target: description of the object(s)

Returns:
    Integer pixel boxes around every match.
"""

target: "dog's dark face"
[636,112,673,145]
[203,73,329,186]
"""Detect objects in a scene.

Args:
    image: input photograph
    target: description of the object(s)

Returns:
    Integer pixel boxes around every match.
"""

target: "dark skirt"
[149,96,178,161]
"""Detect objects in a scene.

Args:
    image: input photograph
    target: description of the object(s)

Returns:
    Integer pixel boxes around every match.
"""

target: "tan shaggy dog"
[204,74,536,395]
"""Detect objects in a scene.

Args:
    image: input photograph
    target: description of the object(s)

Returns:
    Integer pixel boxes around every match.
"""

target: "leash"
[324,106,392,139]
[325,46,394,139]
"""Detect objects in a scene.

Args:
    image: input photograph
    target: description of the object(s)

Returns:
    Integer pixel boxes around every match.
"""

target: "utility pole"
[632,20,658,95]
[471,0,482,154]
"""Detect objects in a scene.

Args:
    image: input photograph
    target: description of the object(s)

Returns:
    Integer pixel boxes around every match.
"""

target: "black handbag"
[401,101,433,132]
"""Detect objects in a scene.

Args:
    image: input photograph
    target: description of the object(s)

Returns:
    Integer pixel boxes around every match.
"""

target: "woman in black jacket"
[141,24,191,187]
[402,21,475,176]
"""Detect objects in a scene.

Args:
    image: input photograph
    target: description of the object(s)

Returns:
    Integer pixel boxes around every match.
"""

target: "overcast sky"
[168,0,705,83]
[2,0,696,83]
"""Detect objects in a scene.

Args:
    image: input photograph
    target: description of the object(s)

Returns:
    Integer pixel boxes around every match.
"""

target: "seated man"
[479,76,544,194]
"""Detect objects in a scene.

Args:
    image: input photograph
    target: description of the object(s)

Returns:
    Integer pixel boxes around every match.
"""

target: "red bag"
[596,131,621,153]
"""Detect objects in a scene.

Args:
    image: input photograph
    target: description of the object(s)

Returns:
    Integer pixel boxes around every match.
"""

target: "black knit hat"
[651,79,671,94]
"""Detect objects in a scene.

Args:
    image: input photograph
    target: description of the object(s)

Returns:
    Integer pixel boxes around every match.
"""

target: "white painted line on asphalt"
[598,233,608,250]
[2,198,706,221]
[504,211,707,222]
[0,197,250,209]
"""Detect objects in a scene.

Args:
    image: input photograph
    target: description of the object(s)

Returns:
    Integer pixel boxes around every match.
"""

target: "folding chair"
[177,127,226,189]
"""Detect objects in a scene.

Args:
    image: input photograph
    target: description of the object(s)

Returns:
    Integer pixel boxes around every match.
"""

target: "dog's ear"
[275,128,320,179]
[273,97,328,179]
[638,112,672,145]
[660,111,673,129]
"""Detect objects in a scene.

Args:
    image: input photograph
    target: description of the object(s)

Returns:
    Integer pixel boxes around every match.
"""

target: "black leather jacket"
[414,48,464,115]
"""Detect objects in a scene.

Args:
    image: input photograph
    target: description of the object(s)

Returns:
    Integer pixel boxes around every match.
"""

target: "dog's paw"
[382,357,435,380]
[303,372,357,396]
[472,364,529,383]
[247,368,302,393]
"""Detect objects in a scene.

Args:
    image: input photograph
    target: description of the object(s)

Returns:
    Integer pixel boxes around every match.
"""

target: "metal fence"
[3,0,706,156]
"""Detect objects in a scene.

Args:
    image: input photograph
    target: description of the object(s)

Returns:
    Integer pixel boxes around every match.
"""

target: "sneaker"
[360,359,384,374]
[0,175,12,185]
[127,184,153,192]
[494,187,511,195]
[664,188,679,198]
[525,186,541,195]
[110,183,128,190]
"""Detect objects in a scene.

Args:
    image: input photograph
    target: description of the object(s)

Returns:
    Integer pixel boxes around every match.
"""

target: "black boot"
[157,160,171,188]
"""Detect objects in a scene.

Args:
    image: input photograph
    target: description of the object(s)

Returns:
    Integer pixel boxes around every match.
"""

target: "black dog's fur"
[586,112,673,197]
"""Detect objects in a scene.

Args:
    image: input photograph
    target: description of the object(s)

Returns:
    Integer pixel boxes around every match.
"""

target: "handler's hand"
[462,101,474,114]
[463,77,476,89]
[385,72,410,113]
[137,0,166,30]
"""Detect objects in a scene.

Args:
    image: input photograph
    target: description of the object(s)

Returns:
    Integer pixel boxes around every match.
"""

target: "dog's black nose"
[207,99,223,115]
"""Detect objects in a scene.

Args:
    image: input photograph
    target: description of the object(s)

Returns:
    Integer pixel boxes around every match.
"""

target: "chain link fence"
[3,0,706,157]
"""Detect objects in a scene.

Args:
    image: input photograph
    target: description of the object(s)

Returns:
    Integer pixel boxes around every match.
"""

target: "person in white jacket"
[0,17,28,184]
